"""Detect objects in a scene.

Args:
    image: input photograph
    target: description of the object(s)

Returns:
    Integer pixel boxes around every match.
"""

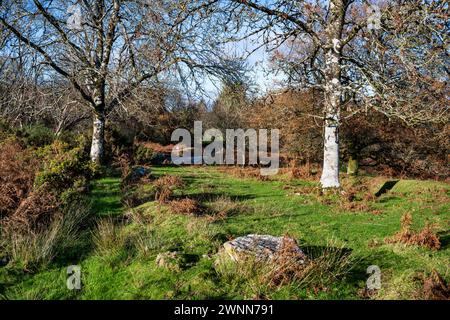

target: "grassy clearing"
[0,166,448,300]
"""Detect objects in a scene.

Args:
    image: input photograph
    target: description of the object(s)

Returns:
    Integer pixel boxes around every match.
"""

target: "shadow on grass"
[89,179,123,217]
[437,230,450,249]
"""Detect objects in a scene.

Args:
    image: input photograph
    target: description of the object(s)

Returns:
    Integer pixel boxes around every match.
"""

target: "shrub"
[0,134,96,269]
[19,124,55,147]
[0,120,14,141]
[104,126,135,163]
[34,137,95,193]
[0,131,94,270]
[133,144,155,165]
[0,138,39,218]
[3,186,60,234]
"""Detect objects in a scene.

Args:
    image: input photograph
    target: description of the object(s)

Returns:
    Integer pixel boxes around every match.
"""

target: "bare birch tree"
[211,0,448,189]
[0,0,233,163]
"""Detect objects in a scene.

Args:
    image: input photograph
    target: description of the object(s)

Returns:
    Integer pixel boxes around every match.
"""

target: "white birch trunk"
[320,68,341,188]
[320,113,340,188]
[90,112,105,164]
[320,2,343,189]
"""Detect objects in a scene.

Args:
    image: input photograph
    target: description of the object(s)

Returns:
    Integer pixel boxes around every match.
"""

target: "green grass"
[89,177,124,217]
[1,166,448,300]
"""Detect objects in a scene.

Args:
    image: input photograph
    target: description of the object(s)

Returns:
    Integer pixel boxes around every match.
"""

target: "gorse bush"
[133,144,156,165]
[1,136,96,233]
[0,133,96,270]
[34,136,96,192]
[19,124,55,148]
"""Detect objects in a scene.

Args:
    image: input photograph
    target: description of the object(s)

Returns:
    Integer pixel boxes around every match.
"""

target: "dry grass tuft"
[93,218,126,256]
[266,240,353,289]
[153,175,184,203]
[267,236,308,286]
[215,238,354,298]
[385,213,441,250]
[205,196,250,222]
[169,198,204,216]
[220,167,270,181]
[2,203,89,269]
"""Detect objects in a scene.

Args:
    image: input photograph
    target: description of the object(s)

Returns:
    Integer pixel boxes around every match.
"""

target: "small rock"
[124,166,151,184]
[0,255,9,267]
[156,251,182,272]
[222,234,307,264]
[155,252,199,272]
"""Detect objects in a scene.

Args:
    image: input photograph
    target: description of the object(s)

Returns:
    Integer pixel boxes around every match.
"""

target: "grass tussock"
[2,203,90,270]
[219,167,270,181]
[267,240,354,290]
[206,196,250,222]
[169,198,204,216]
[93,218,127,256]
[168,195,250,221]
[375,269,450,300]
[215,239,354,299]
[385,213,441,250]
[153,175,184,203]
[93,216,167,259]
[134,229,166,257]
